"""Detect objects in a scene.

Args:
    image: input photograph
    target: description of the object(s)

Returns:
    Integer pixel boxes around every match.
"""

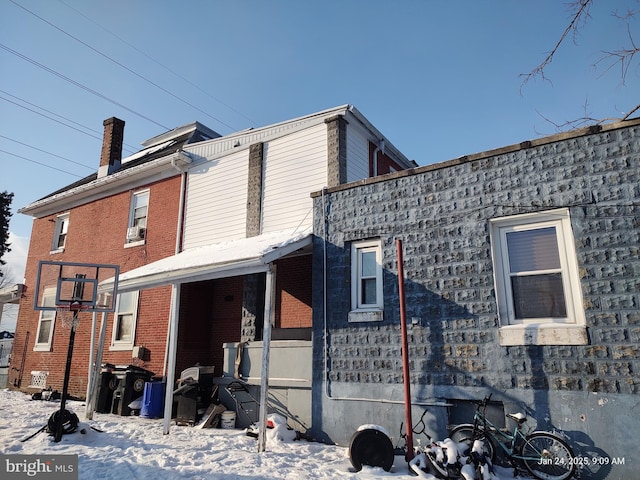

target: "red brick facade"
[274,256,312,329]
[9,177,181,396]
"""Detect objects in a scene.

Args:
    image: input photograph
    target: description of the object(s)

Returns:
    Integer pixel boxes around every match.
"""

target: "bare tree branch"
[520,0,594,91]
[594,24,640,84]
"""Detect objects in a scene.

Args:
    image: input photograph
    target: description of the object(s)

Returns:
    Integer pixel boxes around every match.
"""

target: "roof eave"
[19,151,191,218]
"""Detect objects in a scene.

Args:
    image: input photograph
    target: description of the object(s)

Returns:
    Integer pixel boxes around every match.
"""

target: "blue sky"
[1,0,638,283]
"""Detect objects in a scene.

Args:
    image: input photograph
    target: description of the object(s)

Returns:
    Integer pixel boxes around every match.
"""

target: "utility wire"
[10,0,238,132]
[0,42,170,130]
[58,0,257,127]
[0,134,94,171]
[0,149,84,178]
[0,89,137,153]
[0,92,105,143]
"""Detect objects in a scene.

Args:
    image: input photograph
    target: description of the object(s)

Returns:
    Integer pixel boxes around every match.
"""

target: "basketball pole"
[54,303,79,443]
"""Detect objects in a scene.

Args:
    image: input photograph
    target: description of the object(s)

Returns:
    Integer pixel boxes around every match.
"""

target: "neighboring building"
[310,119,639,479]
[10,117,218,396]
[10,105,415,434]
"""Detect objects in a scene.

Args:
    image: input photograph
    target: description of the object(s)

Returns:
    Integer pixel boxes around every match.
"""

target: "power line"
[10,0,238,132]
[0,134,94,171]
[0,149,85,178]
[0,89,137,154]
[0,92,104,143]
[58,0,257,127]
[0,42,171,131]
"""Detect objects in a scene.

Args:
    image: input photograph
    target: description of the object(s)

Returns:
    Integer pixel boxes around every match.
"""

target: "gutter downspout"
[370,140,385,178]
[163,151,190,378]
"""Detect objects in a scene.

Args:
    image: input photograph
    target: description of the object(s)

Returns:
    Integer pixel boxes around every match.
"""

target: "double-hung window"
[34,289,56,351]
[349,240,383,322]
[126,190,148,244]
[490,209,587,345]
[110,291,139,350]
[51,213,69,252]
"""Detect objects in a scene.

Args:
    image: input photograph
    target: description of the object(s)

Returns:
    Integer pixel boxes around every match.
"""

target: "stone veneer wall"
[311,120,640,479]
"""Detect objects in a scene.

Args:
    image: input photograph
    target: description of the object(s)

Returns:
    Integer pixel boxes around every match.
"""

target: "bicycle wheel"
[424,449,451,479]
[449,424,496,462]
[521,432,575,480]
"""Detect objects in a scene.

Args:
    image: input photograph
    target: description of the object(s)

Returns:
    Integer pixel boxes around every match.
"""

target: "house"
[10,105,416,435]
[10,117,219,397]
[310,119,640,479]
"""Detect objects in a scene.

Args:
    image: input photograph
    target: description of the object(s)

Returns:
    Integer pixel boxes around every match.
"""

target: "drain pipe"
[163,151,190,378]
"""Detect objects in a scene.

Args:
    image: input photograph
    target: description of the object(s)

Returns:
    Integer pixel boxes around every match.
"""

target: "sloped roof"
[34,122,219,203]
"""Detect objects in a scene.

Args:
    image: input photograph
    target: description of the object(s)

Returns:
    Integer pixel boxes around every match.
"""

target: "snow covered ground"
[0,389,521,479]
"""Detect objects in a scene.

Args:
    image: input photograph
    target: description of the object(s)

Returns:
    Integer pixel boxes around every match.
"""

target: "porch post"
[85,312,108,420]
[163,282,181,435]
[257,266,275,452]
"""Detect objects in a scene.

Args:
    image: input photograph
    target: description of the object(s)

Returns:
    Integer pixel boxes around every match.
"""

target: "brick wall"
[10,176,181,397]
[274,255,312,329]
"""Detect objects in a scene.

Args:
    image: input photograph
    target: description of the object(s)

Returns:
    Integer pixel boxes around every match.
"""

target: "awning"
[113,229,312,293]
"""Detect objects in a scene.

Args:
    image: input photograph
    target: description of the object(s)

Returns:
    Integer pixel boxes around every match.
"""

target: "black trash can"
[95,364,116,414]
[110,365,154,416]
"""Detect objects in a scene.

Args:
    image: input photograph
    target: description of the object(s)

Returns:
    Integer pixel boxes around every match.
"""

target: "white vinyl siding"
[261,124,327,234]
[346,122,370,182]
[183,149,249,249]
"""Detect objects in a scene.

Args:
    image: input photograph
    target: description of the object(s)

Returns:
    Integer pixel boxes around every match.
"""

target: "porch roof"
[113,228,312,293]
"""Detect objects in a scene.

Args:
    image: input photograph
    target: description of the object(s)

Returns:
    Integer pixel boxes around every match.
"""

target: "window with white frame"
[34,289,56,351]
[490,208,587,345]
[349,239,384,321]
[51,213,69,252]
[126,190,148,244]
[110,291,139,350]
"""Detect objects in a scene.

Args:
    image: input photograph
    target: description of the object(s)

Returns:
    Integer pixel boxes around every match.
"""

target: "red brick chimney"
[98,117,125,178]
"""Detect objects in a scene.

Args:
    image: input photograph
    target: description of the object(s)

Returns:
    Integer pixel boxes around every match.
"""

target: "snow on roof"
[114,228,312,292]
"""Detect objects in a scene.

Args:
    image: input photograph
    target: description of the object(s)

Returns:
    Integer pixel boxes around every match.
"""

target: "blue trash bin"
[140,381,165,418]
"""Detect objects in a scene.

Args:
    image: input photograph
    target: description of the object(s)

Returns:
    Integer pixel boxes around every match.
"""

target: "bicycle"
[449,395,576,480]
[349,408,455,477]
[395,408,450,478]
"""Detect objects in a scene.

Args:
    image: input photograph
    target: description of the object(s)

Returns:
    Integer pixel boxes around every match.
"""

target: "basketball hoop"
[56,303,84,330]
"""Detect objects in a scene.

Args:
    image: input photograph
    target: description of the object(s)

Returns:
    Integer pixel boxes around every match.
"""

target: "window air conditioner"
[126,225,146,241]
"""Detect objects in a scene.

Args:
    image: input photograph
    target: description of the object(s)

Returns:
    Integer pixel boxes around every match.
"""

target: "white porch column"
[163,282,181,435]
[85,312,108,420]
[257,267,275,452]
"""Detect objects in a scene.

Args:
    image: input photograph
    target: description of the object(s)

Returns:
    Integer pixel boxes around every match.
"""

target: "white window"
[126,190,148,244]
[51,213,69,252]
[34,289,56,351]
[349,240,383,322]
[490,208,587,345]
[110,291,139,350]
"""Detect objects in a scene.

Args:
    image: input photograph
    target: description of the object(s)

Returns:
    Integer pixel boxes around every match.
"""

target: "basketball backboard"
[34,261,120,312]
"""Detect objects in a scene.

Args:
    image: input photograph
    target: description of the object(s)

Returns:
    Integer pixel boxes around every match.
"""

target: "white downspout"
[163,156,188,378]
